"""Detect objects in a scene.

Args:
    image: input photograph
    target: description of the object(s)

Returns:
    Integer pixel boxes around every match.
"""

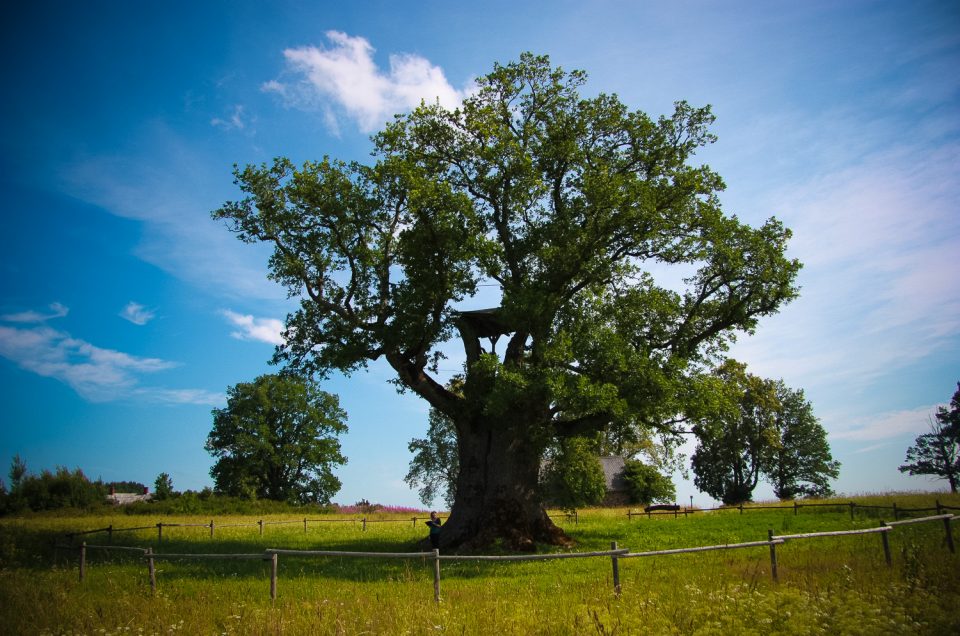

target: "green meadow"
[1,494,958,635]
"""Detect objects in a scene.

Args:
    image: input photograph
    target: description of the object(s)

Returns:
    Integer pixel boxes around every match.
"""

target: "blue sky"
[1,1,958,507]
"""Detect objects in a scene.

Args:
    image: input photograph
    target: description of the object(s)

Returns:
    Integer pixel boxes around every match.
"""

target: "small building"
[106,486,152,505]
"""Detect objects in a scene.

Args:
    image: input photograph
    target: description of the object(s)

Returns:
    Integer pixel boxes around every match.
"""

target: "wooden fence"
[61,513,955,603]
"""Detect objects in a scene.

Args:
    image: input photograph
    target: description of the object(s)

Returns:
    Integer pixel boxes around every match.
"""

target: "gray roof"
[599,456,628,492]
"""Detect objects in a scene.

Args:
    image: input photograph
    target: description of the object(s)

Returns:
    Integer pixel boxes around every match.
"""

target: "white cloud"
[1,302,69,323]
[120,301,156,326]
[265,31,472,132]
[222,309,285,345]
[0,323,178,401]
[210,104,248,131]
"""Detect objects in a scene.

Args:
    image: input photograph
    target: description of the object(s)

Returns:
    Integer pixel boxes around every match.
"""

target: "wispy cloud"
[60,122,283,302]
[1,302,69,323]
[210,104,248,131]
[135,387,225,407]
[0,323,177,401]
[0,308,219,404]
[728,140,960,396]
[222,309,285,345]
[264,31,472,132]
[120,301,156,326]
[831,405,938,443]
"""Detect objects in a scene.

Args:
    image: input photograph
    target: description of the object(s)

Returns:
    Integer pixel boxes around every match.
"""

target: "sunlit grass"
[1,493,958,634]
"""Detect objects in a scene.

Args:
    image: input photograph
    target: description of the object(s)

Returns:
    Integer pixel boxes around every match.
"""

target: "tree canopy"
[206,374,348,505]
[691,360,838,504]
[214,53,801,549]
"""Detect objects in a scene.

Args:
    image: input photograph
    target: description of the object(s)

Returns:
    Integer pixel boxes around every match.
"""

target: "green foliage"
[899,383,960,492]
[541,437,607,510]
[206,373,348,505]
[153,473,174,501]
[405,409,459,508]
[2,457,107,514]
[621,459,676,504]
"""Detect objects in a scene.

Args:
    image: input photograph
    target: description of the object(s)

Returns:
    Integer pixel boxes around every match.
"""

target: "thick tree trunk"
[433,417,572,552]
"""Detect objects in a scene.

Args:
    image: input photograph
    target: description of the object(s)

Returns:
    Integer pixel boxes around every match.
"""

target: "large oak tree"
[214,54,800,549]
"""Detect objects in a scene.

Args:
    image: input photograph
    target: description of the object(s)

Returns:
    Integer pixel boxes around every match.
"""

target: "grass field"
[1,493,958,634]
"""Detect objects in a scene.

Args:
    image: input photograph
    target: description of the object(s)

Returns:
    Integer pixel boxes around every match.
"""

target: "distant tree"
[9,454,26,490]
[691,361,780,505]
[6,465,106,512]
[541,436,607,510]
[106,480,148,494]
[206,373,348,505]
[768,383,839,499]
[899,384,960,493]
[622,459,676,505]
[405,409,459,508]
[153,473,174,500]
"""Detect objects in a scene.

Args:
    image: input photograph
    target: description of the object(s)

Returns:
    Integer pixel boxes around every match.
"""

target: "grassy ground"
[1,494,958,634]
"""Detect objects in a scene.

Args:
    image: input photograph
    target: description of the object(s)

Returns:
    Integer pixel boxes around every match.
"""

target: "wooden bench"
[644,504,680,513]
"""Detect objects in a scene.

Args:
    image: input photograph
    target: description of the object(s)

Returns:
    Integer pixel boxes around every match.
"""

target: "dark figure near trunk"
[426,512,442,549]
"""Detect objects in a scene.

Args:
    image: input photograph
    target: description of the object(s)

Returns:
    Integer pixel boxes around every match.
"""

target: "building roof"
[599,456,628,492]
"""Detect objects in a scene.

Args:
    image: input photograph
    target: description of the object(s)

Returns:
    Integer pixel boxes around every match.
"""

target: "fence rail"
[61,513,956,603]
[628,499,959,521]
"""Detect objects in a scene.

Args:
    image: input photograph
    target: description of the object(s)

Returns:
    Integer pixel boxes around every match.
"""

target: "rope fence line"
[60,513,955,602]
[627,499,960,521]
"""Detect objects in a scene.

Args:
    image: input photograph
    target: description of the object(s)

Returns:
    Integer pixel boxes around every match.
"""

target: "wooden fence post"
[108,524,113,544]
[611,541,621,596]
[849,502,855,521]
[157,523,163,544]
[739,504,744,515]
[768,530,778,582]
[270,553,278,601]
[146,548,156,594]
[936,500,943,515]
[433,549,441,603]
[259,520,264,536]
[943,515,955,554]
[79,542,86,582]
[210,520,215,539]
[575,510,579,525]
[363,517,367,532]
[304,518,308,533]
[880,522,892,566]
[893,503,899,521]
[412,517,417,528]
[794,501,799,516]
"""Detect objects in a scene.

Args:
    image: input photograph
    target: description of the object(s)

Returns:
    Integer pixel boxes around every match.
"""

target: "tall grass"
[1,493,958,634]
